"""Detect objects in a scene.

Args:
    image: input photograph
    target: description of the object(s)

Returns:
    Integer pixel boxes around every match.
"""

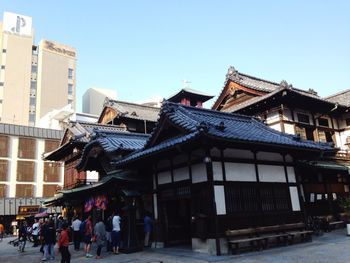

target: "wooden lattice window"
[44,162,60,182]
[45,140,60,153]
[16,184,33,197]
[0,160,8,181]
[18,138,36,159]
[295,126,307,140]
[0,136,9,157]
[42,184,58,197]
[17,161,35,182]
[225,184,259,213]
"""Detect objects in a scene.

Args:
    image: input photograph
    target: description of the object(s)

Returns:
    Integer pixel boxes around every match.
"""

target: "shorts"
[111,231,120,247]
[84,234,92,244]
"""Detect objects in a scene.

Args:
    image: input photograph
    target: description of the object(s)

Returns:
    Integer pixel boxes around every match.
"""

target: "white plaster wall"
[173,166,190,182]
[158,171,172,184]
[256,151,283,162]
[284,123,295,134]
[339,129,350,150]
[223,149,254,159]
[225,163,256,181]
[212,162,223,181]
[269,123,281,132]
[289,186,301,211]
[266,111,280,124]
[287,166,296,183]
[334,132,342,149]
[258,165,286,182]
[191,163,207,183]
[214,185,226,215]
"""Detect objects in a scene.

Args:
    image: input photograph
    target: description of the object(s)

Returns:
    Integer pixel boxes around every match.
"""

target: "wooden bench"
[226,223,313,254]
[226,228,265,254]
[282,222,313,244]
[329,221,345,230]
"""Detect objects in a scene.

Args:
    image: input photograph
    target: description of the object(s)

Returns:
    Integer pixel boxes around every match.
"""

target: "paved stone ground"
[1,229,350,263]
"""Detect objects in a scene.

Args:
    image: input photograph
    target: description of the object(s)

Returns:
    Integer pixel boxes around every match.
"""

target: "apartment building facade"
[0,12,76,126]
[0,123,64,228]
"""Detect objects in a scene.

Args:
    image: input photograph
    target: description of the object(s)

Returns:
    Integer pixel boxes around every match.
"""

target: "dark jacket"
[42,223,56,244]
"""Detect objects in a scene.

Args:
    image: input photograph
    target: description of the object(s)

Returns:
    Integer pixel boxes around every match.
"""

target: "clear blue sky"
[2,1,350,111]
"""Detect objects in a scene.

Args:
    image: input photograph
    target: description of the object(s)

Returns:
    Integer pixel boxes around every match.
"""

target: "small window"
[0,82,3,86]
[29,97,36,106]
[68,68,73,79]
[297,113,310,124]
[31,65,37,73]
[68,99,73,105]
[29,114,35,124]
[2,49,6,53]
[68,84,73,95]
[1,65,4,69]
[318,118,329,127]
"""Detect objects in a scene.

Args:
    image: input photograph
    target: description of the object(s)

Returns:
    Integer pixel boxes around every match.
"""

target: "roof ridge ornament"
[226,66,241,82]
[197,121,210,132]
[280,80,293,89]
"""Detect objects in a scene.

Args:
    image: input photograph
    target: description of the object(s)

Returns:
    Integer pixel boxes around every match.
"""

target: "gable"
[98,107,118,124]
[213,80,266,111]
[149,119,189,147]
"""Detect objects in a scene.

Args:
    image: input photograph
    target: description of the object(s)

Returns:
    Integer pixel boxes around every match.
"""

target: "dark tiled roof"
[76,131,149,170]
[67,121,127,143]
[104,99,160,122]
[0,123,63,139]
[167,88,214,102]
[115,102,334,166]
[324,89,350,107]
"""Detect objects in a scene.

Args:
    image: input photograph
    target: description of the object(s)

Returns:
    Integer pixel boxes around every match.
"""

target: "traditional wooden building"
[111,101,334,254]
[212,66,350,218]
[98,98,160,133]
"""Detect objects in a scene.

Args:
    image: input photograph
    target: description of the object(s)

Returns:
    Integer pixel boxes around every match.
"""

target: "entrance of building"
[163,198,191,247]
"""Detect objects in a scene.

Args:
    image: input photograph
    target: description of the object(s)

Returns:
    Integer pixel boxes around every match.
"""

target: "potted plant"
[338,196,350,235]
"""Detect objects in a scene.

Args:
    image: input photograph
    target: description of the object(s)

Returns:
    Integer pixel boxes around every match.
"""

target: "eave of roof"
[167,88,214,102]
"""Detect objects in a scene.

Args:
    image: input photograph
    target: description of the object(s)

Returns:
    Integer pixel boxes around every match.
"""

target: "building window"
[297,113,310,124]
[16,184,33,197]
[29,114,35,125]
[68,68,73,79]
[44,162,60,182]
[2,49,6,53]
[45,140,60,153]
[318,130,334,143]
[30,97,36,106]
[18,138,36,159]
[42,185,58,198]
[68,84,73,95]
[318,118,329,127]
[0,82,3,86]
[0,136,9,157]
[31,65,37,73]
[17,161,35,182]
[0,160,8,181]
[0,184,6,197]
[68,99,73,105]
[295,126,314,141]
[1,65,4,69]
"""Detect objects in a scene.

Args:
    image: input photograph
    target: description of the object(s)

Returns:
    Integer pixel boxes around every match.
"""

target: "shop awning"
[43,193,65,206]
[297,160,350,172]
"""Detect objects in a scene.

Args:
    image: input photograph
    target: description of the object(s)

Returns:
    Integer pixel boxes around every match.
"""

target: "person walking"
[83,215,93,258]
[105,215,113,252]
[42,219,56,261]
[32,218,40,247]
[94,217,106,259]
[57,223,71,263]
[144,212,152,247]
[71,216,81,251]
[0,222,4,241]
[18,221,27,252]
[111,211,121,255]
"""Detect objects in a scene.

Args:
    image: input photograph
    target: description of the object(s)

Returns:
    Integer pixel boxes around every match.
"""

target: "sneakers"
[41,258,47,261]
[86,253,93,258]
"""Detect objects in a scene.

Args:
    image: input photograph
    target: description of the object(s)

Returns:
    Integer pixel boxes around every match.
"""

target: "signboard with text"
[3,12,32,36]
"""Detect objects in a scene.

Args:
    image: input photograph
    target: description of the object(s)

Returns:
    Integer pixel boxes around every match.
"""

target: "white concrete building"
[82,87,117,116]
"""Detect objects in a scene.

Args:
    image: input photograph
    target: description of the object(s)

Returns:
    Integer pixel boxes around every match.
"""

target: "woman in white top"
[111,211,121,254]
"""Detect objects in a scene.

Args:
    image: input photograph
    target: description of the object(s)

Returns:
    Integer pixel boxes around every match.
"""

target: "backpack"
[79,220,86,235]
